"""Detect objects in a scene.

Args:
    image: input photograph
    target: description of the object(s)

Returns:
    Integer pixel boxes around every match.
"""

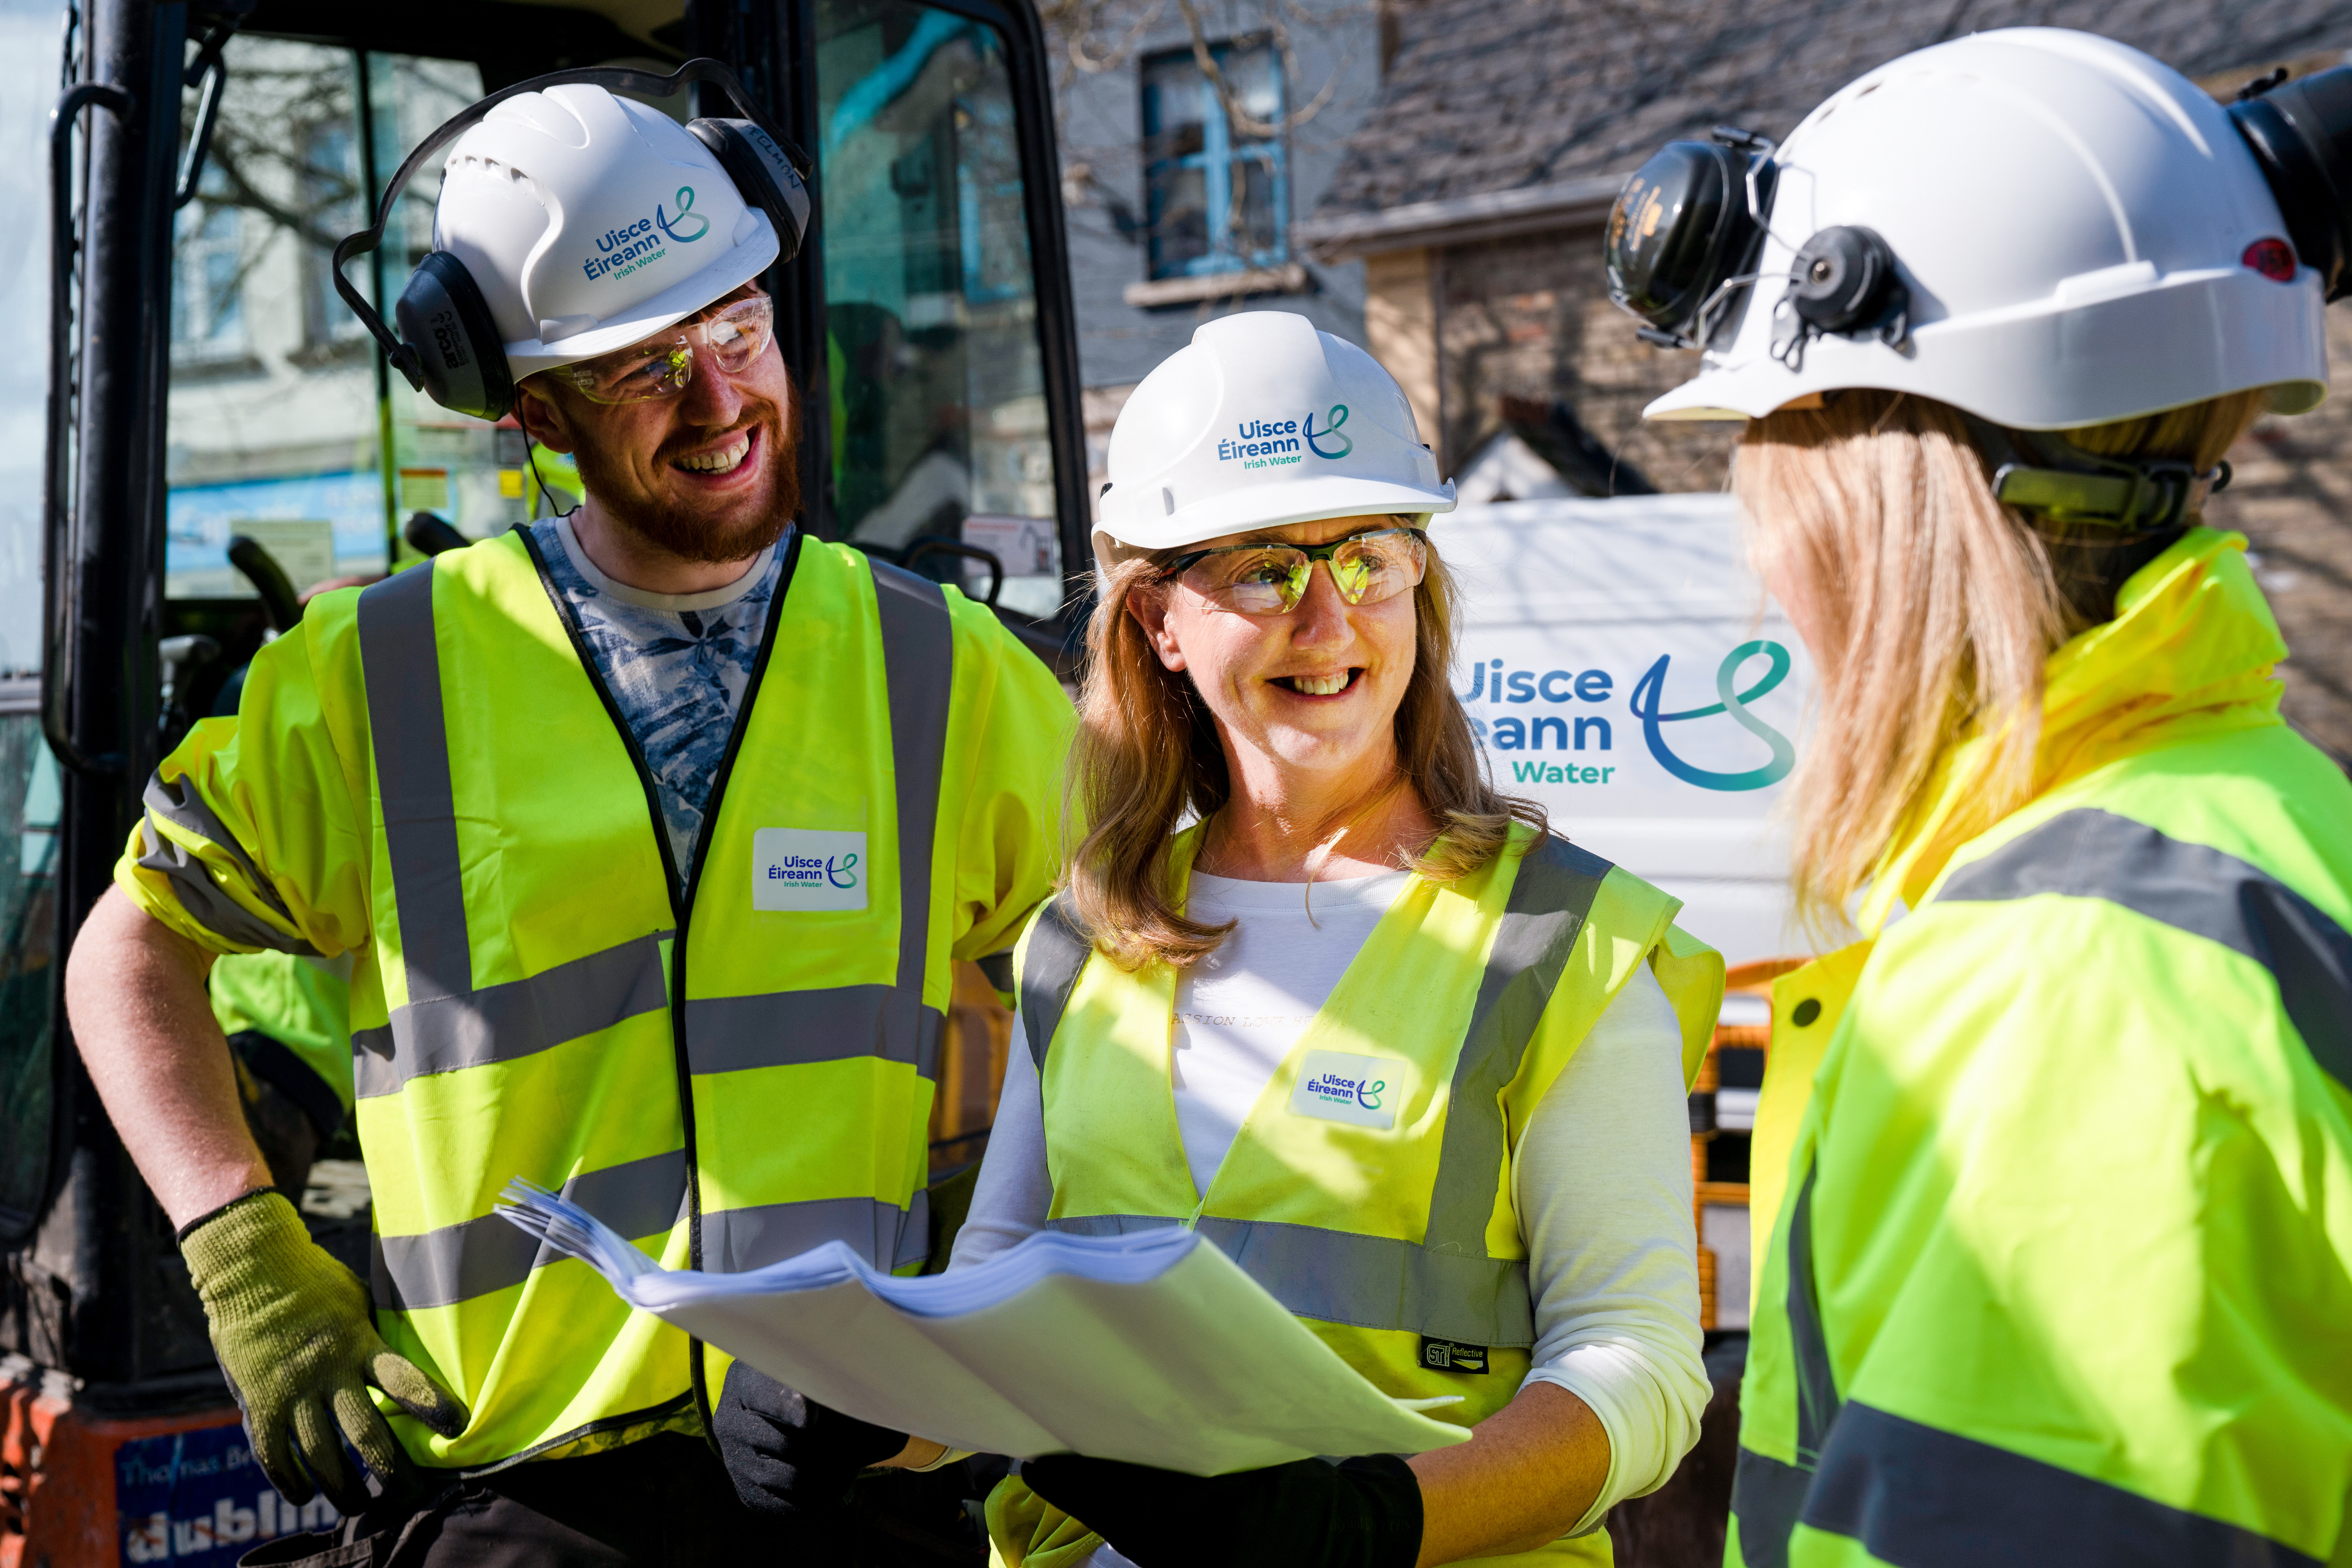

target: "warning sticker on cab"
[1287,1049,1403,1130]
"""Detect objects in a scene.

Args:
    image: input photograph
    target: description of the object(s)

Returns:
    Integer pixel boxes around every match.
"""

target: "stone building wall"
[1427,224,2352,765]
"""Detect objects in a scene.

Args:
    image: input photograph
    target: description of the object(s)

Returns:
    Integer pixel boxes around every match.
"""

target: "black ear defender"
[332,57,815,422]
[686,118,813,267]
[2229,64,2352,301]
[1605,127,1778,348]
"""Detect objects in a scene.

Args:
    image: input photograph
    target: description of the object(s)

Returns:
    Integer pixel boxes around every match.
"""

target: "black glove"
[1022,1452,1423,1568]
[711,1359,909,1538]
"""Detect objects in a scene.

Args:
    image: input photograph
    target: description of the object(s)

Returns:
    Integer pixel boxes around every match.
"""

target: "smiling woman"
[932,312,1727,1568]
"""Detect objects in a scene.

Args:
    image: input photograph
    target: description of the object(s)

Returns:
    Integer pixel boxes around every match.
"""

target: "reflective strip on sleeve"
[1935,808,2352,1090]
[357,564,473,1006]
[370,1148,688,1311]
[1731,1160,1838,1568]
[353,931,673,1099]
[1045,1212,1536,1347]
[1803,1402,2323,1568]
[136,773,320,955]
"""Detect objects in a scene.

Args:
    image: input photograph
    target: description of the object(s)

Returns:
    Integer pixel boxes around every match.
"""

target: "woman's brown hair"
[1064,525,1545,970]
[1734,387,2266,938]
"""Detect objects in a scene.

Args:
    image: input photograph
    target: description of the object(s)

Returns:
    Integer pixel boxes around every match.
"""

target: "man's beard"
[575,397,802,565]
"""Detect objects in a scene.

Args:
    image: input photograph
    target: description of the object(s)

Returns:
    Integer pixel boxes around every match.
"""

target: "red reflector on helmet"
[2244,237,2298,281]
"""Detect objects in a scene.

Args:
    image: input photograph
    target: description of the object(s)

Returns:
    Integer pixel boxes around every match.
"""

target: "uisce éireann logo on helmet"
[1215,403,1353,469]
[1304,403,1351,459]
[582,186,708,284]
[656,186,709,243]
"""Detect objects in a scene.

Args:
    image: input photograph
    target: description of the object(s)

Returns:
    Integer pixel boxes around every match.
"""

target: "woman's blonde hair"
[1065,524,1544,970]
[1735,387,2265,936]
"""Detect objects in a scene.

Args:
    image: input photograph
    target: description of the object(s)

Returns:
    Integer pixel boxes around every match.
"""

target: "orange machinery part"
[1,1366,243,1568]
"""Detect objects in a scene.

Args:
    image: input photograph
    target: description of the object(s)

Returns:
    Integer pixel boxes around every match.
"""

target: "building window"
[170,171,248,361]
[1140,39,1286,280]
[301,121,370,350]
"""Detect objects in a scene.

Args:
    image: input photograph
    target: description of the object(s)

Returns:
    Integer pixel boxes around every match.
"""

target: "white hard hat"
[1094,311,1455,561]
[1640,29,2327,428]
[433,83,780,381]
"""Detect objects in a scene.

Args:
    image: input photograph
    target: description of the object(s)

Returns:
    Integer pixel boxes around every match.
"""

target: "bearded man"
[65,82,1070,1564]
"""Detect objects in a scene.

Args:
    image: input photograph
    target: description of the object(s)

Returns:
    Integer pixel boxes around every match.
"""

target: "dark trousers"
[240,1434,988,1568]
[241,1435,791,1567]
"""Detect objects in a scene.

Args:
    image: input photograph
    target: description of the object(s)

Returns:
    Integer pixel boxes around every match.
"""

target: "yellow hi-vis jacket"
[118,528,1073,1470]
[1730,530,2352,1568]
[987,823,1724,1568]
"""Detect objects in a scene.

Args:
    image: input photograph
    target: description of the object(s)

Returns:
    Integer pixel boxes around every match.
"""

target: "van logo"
[656,185,710,243]
[1303,403,1352,459]
[1629,641,1795,792]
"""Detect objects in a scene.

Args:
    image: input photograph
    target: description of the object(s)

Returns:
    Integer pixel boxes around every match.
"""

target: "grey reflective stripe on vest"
[702,1192,932,1274]
[1025,834,1608,1348]
[370,1148,687,1312]
[352,933,673,1099]
[1047,1214,1533,1347]
[357,565,472,1007]
[1423,835,1609,1258]
[1935,808,2352,1091]
[1804,1402,2321,1568]
[679,563,954,1090]
[136,772,321,954]
[1020,895,1092,1071]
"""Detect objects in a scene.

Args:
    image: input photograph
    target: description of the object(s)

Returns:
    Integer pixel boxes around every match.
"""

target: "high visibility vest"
[1729,534,2352,1568]
[129,528,1071,1469]
[1004,824,1723,1567]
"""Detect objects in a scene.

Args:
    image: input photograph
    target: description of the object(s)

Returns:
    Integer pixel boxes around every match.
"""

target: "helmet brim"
[504,214,781,381]
[1094,474,1458,562]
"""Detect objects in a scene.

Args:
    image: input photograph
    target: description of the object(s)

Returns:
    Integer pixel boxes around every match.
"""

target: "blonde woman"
[1606,31,2352,1566]
[942,311,1724,1568]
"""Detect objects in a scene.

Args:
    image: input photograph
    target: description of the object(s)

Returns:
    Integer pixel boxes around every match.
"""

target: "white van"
[1438,494,1815,966]
[1441,494,1813,1330]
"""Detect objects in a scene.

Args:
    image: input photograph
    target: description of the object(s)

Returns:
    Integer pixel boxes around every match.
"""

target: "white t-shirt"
[953,868,1711,1543]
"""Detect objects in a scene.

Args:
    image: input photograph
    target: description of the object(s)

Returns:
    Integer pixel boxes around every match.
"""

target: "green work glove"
[180,1190,468,1514]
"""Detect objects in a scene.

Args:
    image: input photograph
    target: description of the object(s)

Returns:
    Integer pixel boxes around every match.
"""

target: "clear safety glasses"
[557,294,775,405]
[1164,527,1428,614]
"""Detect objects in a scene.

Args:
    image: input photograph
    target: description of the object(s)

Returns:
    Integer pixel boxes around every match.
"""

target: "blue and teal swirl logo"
[1304,403,1352,459]
[1628,641,1795,791]
[656,186,710,243]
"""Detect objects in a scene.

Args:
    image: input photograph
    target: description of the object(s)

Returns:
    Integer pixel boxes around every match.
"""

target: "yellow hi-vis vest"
[995,824,1723,1567]
[120,528,1071,1469]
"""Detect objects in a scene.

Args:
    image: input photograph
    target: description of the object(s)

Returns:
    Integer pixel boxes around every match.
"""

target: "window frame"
[1139,35,1289,281]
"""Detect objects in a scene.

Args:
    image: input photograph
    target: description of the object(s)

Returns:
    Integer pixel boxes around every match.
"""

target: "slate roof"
[1314,0,2352,216]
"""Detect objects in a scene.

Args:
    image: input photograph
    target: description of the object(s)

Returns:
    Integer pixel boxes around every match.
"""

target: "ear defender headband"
[331,58,813,422]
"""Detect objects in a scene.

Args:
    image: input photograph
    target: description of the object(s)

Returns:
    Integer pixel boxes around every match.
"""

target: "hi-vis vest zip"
[1004,825,1723,1567]
[125,527,1073,1470]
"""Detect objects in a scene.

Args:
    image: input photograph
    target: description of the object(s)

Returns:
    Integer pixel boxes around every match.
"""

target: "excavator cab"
[2,0,1081,1559]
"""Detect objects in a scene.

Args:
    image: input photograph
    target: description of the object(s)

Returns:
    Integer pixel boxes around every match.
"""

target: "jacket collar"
[1859,528,2288,931]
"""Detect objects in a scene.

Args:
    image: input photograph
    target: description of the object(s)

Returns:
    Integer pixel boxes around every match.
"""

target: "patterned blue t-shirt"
[530,514,787,884]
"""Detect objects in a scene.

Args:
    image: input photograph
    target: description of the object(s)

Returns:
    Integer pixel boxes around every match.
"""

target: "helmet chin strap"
[1960,414,2231,532]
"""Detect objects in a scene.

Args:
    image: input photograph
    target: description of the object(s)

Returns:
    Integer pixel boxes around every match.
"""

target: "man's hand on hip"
[180,1189,468,1515]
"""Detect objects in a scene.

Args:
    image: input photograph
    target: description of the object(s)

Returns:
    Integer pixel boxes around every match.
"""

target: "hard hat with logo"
[432,85,779,385]
[1094,311,1455,562]
[1610,29,2330,432]
[332,61,813,422]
